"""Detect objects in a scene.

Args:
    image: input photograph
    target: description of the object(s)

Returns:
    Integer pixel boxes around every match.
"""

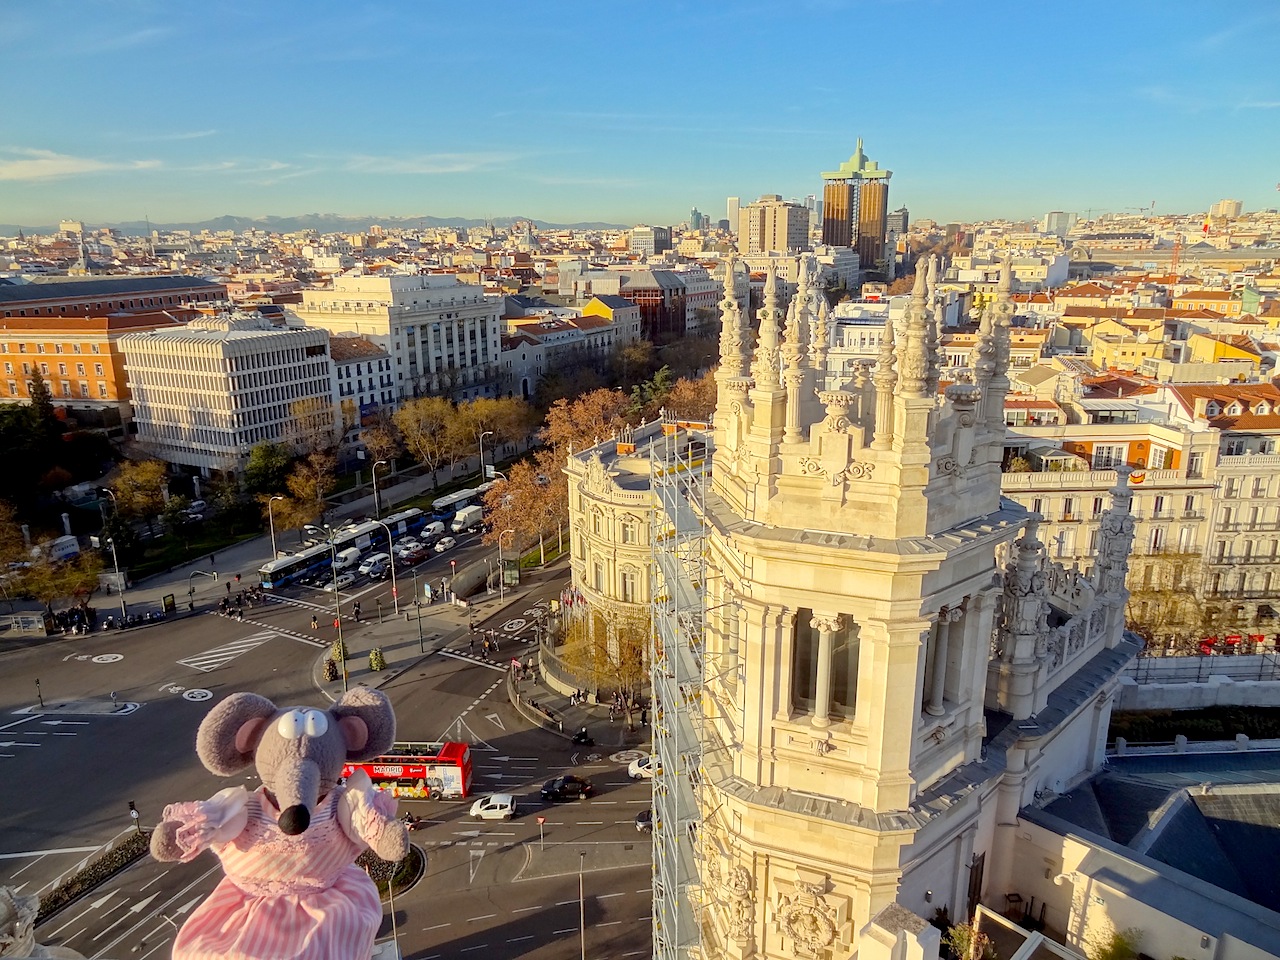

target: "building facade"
[292,270,501,401]
[122,312,332,476]
[329,334,394,447]
[738,196,811,255]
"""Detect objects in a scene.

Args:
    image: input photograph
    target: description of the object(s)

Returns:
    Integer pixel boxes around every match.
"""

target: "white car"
[358,553,390,575]
[433,536,457,553]
[324,572,357,592]
[628,755,659,780]
[395,538,421,554]
[188,499,208,513]
[469,793,517,821]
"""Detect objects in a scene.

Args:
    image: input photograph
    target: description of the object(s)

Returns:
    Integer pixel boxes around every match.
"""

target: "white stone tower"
[662,255,1138,960]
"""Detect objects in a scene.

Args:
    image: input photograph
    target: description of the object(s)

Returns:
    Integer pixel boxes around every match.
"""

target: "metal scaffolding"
[649,424,711,960]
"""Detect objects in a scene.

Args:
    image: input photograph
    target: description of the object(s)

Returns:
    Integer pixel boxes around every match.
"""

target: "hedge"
[37,829,151,923]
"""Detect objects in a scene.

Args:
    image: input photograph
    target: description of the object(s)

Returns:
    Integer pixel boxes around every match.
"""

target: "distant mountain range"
[2,213,629,237]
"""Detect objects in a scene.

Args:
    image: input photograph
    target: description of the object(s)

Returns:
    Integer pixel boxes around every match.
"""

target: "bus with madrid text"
[342,740,474,800]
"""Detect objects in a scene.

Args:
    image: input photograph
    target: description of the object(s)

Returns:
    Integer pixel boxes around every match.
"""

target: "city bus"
[258,508,431,589]
[430,489,479,522]
[258,544,333,589]
[343,741,474,800]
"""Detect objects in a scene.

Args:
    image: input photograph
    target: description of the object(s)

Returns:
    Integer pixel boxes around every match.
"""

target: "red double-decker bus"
[343,741,474,800]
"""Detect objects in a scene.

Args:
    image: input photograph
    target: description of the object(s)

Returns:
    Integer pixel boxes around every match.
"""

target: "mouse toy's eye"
[276,710,307,739]
[303,710,329,737]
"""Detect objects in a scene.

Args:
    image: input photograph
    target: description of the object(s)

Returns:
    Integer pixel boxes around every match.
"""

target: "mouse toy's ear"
[196,692,279,775]
[331,688,397,761]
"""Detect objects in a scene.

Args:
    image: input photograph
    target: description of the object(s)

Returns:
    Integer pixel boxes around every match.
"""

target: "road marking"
[466,913,496,922]
[598,892,627,899]
[512,905,543,913]
[0,717,37,731]
[0,845,99,860]
[507,935,535,943]
[485,713,505,730]
[437,649,506,672]
[177,632,275,672]
[137,938,169,960]
[40,720,89,726]
[91,892,157,940]
[424,922,452,931]
[556,899,578,906]
[460,946,489,953]
[598,920,623,927]
[0,741,39,748]
[553,927,577,935]
[469,849,484,883]
[579,821,604,825]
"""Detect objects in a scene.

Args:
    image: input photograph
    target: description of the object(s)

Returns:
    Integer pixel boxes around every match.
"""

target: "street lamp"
[479,430,493,481]
[374,519,399,614]
[372,460,389,519]
[322,525,348,693]
[267,495,285,558]
[449,559,456,601]
[578,850,587,960]
[99,489,128,618]
[498,528,515,601]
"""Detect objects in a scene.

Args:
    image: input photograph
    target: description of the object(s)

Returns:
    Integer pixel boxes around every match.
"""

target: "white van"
[358,552,390,575]
[333,547,362,572]
[420,521,445,543]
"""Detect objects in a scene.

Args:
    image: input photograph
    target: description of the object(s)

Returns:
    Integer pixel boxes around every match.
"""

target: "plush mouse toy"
[151,688,410,960]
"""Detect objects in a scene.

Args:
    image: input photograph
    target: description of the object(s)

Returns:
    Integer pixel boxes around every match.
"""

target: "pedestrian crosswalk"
[177,632,278,672]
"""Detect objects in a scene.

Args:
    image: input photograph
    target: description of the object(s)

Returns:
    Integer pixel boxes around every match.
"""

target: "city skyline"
[3,0,1279,227]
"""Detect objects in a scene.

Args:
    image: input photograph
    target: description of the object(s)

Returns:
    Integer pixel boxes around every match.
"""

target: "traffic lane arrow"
[91,892,158,941]
[40,720,89,725]
[0,741,39,748]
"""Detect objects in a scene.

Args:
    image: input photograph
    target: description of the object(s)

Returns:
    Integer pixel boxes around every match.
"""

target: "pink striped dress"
[163,784,395,960]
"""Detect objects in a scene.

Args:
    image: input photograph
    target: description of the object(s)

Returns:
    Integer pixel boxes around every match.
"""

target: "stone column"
[810,613,843,728]
[926,606,963,716]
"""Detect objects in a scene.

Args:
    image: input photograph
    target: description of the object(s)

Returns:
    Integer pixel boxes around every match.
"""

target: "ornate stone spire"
[870,303,897,450]
[895,265,930,399]
[716,256,750,380]
[750,263,783,390]
[810,289,831,380]
[998,518,1050,665]
[924,255,943,397]
[781,282,809,444]
[1093,467,1136,597]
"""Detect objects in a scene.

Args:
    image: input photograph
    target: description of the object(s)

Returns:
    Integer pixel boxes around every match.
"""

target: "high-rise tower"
[649,256,1139,960]
[821,140,892,273]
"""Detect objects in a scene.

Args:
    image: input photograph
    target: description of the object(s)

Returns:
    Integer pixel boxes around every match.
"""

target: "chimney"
[1193,396,1209,420]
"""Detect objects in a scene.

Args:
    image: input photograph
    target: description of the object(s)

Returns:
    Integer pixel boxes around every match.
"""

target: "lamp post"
[323,525,348,693]
[578,850,587,960]
[479,430,493,481]
[374,519,399,614]
[498,528,515,601]
[267,495,284,558]
[372,459,389,519]
[99,489,128,618]
[449,559,456,601]
[186,569,218,612]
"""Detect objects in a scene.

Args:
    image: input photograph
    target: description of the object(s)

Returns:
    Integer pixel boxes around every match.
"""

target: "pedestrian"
[608,704,616,723]
[226,582,231,595]
[525,656,534,677]
[468,635,475,652]
[311,615,319,631]
[353,601,361,623]
[641,707,647,726]
[493,635,500,653]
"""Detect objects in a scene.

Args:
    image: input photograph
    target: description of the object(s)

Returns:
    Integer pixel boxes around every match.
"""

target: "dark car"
[541,775,594,801]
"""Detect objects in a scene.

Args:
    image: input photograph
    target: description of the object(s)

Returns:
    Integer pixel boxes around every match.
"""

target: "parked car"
[395,538,421,555]
[188,499,208,513]
[469,794,518,821]
[541,775,593,802]
[635,809,653,834]
[324,572,357,592]
[358,553,390,576]
[433,536,457,554]
[628,755,659,780]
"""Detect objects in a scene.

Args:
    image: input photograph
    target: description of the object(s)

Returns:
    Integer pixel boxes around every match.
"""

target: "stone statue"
[0,886,85,958]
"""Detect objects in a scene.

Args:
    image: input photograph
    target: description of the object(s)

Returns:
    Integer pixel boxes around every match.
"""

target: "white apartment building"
[329,334,394,446]
[293,270,502,402]
[671,265,719,334]
[121,312,332,476]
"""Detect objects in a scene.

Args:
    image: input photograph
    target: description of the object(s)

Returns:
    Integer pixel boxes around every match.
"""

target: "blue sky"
[3,0,1279,228]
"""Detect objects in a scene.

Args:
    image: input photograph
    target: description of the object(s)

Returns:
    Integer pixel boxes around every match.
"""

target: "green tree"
[244,442,294,495]
[27,370,60,441]
[629,365,675,417]
[607,339,657,390]
[111,460,168,534]
[278,449,337,530]
[287,396,337,455]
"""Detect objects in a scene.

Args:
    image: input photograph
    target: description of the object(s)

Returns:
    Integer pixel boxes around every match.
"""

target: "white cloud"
[0,148,160,181]
[341,153,507,175]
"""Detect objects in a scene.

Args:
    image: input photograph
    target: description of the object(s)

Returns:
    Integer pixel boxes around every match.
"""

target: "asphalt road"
[5,539,653,960]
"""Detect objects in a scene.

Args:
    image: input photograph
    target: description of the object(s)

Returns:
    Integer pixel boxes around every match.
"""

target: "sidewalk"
[306,557,650,754]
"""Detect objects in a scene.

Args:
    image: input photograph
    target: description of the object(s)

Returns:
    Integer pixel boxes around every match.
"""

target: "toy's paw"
[342,775,409,862]
[160,787,249,861]
[150,820,185,862]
